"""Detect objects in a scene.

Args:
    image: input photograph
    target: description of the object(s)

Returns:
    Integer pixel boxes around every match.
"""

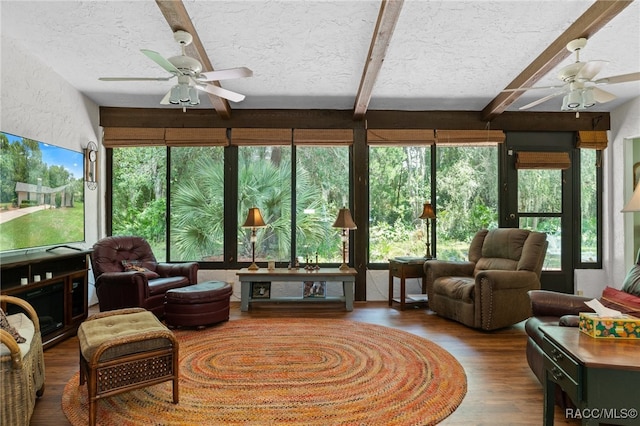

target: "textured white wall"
[575,96,640,298]
[1,35,102,303]
[610,97,640,280]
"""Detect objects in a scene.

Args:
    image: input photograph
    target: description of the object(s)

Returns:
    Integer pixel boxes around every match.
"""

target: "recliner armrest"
[528,290,594,317]
[95,271,150,309]
[156,262,199,284]
[424,260,475,279]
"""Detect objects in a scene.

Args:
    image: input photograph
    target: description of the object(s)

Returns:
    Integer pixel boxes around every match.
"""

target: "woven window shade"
[577,131,608,150]
[516,152,571,170]
[165,128,228,146]
[367,129,435,146]
[230,128,292,146]
[103,128,166,148]
[293,129,353,146]
[435,129,505,146]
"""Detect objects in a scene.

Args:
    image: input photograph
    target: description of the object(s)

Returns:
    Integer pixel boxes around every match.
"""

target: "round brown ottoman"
[164,281,232,328]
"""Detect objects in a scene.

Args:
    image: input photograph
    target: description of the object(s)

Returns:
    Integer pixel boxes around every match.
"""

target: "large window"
[237,146,292,264]
[369,146,432,262]
[170,146,224,261]
[111,146,167,261]
[435,146,498,261]
[580,149,598,263]
[295,146,349,263]
[108,129,598,271]
[518,168,562,270]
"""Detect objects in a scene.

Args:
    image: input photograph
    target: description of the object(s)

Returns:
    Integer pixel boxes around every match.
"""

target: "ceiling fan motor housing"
[168,55,202,75]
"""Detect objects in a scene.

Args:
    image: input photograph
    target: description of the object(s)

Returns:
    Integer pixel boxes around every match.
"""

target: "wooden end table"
[540,325,640,425]
[388,258,427,310]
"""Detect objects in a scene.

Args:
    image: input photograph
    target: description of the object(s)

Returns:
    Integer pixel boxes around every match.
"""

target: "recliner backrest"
[470,228,547,277]
[92,236,158,278]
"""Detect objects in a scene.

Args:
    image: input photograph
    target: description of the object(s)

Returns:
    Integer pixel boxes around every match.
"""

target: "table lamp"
[332,207,357,270]
[622,184,640,212]
[242,207,267,270]
[418,203,436,259]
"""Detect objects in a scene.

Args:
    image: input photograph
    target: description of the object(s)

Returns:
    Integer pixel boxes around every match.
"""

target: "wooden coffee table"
[540,325,640,425]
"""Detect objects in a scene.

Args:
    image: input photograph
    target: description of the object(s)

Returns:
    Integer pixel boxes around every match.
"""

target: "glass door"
[502,133,575,294]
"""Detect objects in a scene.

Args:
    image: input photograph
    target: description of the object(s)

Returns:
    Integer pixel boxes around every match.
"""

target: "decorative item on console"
[418,203,436,259]
[332,207,357,271]
[242,207,267,270]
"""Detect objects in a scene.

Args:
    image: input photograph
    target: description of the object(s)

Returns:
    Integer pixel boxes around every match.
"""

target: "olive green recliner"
[424,228,548,331]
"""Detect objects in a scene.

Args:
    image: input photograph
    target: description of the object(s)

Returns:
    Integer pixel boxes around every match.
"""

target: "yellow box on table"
[579,312,640,339]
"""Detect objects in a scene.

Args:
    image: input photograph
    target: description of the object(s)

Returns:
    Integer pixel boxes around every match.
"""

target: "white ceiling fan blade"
[99,76,174,81]
[518,91,565,110]
[197,83,246,102]
[160,90,172,105]
[198,67,253,82]
[141,49,182,75]
[594,72,640,85]
[501,84,565,93]
[575,60,608,81]
[592,87,617,103]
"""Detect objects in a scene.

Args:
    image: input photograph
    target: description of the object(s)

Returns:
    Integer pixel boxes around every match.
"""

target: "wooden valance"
[165,128,228,146]
[230,128,292,146]
[103,127,228,147]
[102,128,165,148]
[516,151,571,170]
[435,129,505,146]
[367,129,435,146]
[577,131,608,150]
[293,129,353,145]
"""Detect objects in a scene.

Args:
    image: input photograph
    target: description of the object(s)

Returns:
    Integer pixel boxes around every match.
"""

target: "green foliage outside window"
[111,147,167,259]
[369,145,498,262]
[110,142,597,266]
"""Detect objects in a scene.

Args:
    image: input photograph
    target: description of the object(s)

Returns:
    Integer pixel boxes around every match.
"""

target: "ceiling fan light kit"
[99,30,252,110]
[168,84,200,106]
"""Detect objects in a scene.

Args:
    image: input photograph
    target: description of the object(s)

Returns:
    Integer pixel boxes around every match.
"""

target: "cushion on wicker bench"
[78,310,171,362]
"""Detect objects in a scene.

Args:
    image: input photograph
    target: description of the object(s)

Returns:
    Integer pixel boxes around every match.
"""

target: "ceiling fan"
[99,30,252,110]
[504,38,640,116]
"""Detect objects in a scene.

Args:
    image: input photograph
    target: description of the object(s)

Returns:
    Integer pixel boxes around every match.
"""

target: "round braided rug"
[63,318,466,425]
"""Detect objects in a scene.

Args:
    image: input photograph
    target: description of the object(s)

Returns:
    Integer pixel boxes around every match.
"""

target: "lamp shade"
[242,207,267,228]
[622,185,640,212]
[332,207,357,229]
[418,203,436,219]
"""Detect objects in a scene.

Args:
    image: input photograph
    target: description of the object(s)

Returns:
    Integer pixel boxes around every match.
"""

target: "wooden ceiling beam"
[481,0,634,122]
[155,0,232,119]
[353,0,404,120]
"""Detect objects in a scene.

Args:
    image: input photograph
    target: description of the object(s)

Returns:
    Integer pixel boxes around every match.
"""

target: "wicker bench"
[77,308,179,426]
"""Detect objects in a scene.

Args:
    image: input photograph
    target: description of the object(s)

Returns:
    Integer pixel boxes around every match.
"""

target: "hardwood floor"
[30,302,580,425]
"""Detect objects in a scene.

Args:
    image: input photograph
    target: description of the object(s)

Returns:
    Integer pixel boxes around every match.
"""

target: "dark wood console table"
[237,267,356,312]
[1,248,91,348]
[541,325,640,425]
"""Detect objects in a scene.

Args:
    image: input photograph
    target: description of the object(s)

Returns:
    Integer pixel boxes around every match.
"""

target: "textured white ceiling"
[1,0,639,114]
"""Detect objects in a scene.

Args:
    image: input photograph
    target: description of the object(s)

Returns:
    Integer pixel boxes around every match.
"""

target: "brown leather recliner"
[92,236,198,318]
[424,228,548,330]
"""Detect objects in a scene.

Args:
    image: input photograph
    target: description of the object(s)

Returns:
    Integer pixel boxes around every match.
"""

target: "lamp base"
[339,263,349,271]
[247,262,260,271]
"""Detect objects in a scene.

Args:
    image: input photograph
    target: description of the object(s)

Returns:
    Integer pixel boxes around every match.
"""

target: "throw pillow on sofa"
[600,286,640,317]
[621,260,640,296]
[121,260,160,280]
[0,308,26,343]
